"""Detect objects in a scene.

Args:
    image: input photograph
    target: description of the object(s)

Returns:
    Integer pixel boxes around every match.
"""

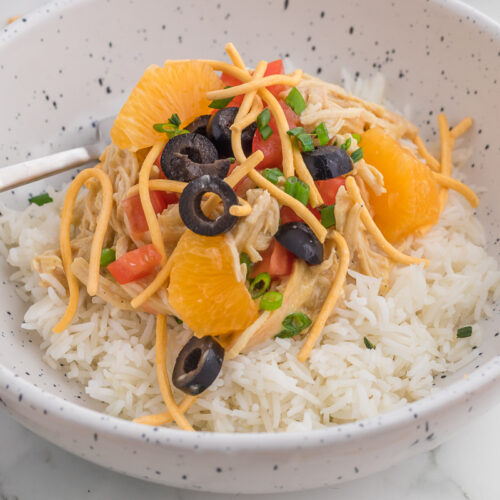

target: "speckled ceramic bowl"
[1,0,499,493]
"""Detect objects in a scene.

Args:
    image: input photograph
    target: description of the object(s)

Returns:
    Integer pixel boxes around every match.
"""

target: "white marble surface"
[1,0,500,498]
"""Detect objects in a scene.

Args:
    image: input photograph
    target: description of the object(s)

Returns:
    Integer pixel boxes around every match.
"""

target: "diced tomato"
[107,244,162,284]
[252,99,299,170]
[280,205,321,225]
[220,59,286,108]
[279,177,346,225]
[122,191,176,237]
[316,177,346,205]
[264,59,286,98]
[227,161,250,194]
[280,206,302,224]
[221,72,244,107]
[154,151,162,170]
[161,191,180,205]
[250,239,294,279]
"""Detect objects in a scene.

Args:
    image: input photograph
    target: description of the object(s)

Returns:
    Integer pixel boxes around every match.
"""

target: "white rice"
[1,180,498,432]
[1,75,499,432]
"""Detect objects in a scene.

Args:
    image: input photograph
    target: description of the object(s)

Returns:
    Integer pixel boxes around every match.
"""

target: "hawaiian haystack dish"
[1,43,498,432]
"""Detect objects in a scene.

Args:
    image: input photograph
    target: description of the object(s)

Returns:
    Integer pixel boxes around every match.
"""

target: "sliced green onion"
[240,252,252,280]
[262,168,284,184]
[173,316,183,325]
[351,147,363,163]
[341,137,352,151]
[168,113,181,127]
[285,87,307,115]
[257,108,271,129]
[315,122,330,146]
[287,127,315,152]
[352,133,362,143]
[320,204,336,228]
[208,86,233,109]
[364,337,376,349]
[29,193,53,206]
[287,127,307,137]
[297,133,315,152]
[100,248,116,267]
[285,176,310,206]
[153,122,189,139]
[457,326,472,338]
[276,312,312,338]
[259,124,274,141]
[153,122,170,133]
[260,291,283,311]
[249,272,271,299]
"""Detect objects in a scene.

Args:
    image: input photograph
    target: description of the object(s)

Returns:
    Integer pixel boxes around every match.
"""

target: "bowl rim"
[1,0,500,450]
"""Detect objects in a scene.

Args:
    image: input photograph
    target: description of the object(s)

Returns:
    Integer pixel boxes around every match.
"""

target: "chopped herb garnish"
[153,113,189,139]
[285,176,310,206]
[173,316,183,325]
[239,252,252,280]
[285,87,307,115]
[297,133,315,152]
[351,147,363,163]
[168,113,181,127]
[260,291,283,311]
[100,248,116,267]
[352,133,362,143]
[276,312,312,338]
[315,122,330,146]
[262,168,284,184]
[259,124,274,140]
[364,337,376,349]
[29,193,53,206]
[256,109,273,140]
[249,272,271,299]
[208,85,233,109]
[341,137,352,151]
[287,126,307,137]
[319,204,336,228]
[257,108,271,129]
[287,127,315,151]
[457,326,472,338]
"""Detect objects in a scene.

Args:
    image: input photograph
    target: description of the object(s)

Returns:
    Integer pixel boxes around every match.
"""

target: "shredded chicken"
[335,186,392,289]
[31,251,65,289]
[71,144,142,259]
[298,73,418,140]
[31,144,145,292]
[157,204,186,255]
[231,188,280,262]
[71,257,172,315]
[356,160,385,196]
[243,261,313,350]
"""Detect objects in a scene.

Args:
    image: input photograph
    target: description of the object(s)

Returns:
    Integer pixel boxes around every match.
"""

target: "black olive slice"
[207,107,257,158]
[161,133,225,182]
[185,114,211,136]
[275,222,323,265]
[179,174,238,236]
[301,145,353,180]
[172,335,225,396]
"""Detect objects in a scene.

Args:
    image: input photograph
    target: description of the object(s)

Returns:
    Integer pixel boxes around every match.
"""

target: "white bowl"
[1,0,499,493]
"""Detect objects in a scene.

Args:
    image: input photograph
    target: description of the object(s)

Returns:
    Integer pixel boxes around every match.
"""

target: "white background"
[1,1,500,499]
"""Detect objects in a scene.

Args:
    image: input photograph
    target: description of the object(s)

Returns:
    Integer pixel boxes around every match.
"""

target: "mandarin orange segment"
[167,231,259,337]
[362,127,440,243]
[111,61,224,151]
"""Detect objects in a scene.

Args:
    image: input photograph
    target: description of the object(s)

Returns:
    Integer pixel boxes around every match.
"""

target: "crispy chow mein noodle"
[44,42,482,430]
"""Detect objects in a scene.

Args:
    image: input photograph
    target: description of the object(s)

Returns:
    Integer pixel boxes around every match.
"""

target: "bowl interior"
[0,0,499,412]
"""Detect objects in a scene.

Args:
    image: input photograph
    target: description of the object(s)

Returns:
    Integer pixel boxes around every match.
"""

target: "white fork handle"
[0,144,101,192]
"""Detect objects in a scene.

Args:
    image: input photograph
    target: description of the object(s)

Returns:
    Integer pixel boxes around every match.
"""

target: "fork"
[0,117,115,192]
